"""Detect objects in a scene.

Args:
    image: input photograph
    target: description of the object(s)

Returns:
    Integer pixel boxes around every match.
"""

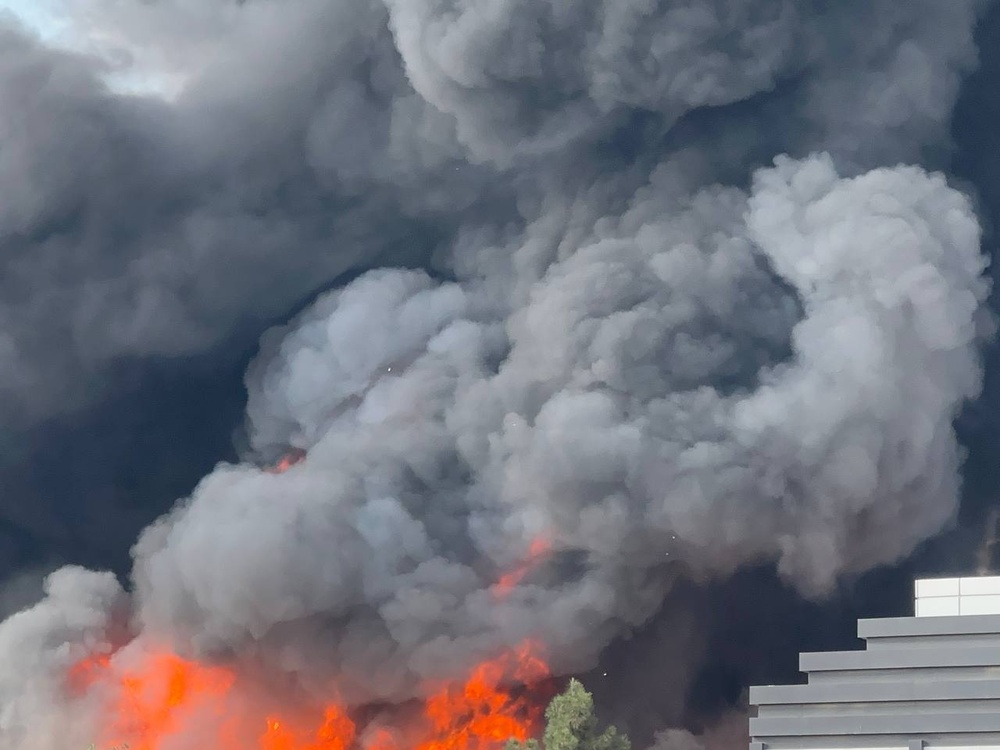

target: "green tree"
[506,679,630,750]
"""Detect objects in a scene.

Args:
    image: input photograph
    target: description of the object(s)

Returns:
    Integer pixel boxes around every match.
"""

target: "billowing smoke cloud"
[0,567,125,750]
[129,152,988,704]
[0,0,988,426]
[0,0,996,746]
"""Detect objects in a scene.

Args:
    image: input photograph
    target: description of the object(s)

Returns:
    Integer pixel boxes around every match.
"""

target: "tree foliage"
[506,679,630,750]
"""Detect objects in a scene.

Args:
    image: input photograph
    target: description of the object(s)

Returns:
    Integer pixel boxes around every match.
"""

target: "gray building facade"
[749,576,1000,749]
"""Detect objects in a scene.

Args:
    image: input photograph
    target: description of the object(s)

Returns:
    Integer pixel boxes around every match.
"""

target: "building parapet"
[748,576,1000,750]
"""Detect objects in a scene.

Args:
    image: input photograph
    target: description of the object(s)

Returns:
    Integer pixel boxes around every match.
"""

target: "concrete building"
[749,575,1000,749]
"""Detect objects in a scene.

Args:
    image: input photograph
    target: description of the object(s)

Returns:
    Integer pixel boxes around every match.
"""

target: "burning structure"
[0,2,998,750]
[67,637,552,750]
[750,575,1000,748]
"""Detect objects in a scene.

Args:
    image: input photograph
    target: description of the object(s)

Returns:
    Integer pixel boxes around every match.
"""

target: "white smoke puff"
[0,566,124,750]
[737,153,989,589]
[480,153,988,595]
[125,153,990,706]
[244,268,483,453]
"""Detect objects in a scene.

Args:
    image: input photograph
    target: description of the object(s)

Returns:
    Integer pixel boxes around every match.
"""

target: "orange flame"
[69,641,550,750]
[416,641,550,750]
[265,448,307,474]
[260,706,356,750]
[492,538,552,599]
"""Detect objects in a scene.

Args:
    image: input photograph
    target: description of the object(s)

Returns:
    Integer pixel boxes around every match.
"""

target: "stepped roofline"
[748,575,1000,750]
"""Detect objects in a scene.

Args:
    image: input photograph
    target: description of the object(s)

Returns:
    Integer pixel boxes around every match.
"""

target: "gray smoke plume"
[0,0,995,747]
[0,0,989,428]
[132,152,989,703]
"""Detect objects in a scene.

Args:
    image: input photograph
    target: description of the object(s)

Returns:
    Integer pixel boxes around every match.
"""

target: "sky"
[0,0,61,39]
[0,0,172,95]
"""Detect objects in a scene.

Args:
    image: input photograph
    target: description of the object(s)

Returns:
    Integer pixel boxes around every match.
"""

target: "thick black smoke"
[0,0,997,748]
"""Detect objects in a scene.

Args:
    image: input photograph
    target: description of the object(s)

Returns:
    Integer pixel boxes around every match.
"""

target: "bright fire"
[71,450,554,749]
[492,539,552,599]
[69,641,551,750]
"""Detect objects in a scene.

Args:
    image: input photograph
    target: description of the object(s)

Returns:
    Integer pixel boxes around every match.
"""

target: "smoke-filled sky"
[0,3,57,36]
[1,1,1000,748]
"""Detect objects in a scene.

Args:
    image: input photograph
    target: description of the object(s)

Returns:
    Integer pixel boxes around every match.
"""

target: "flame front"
[417,641,550,750]
[68,455,553,750]
[70,641,550,750]
[259,706,356,750]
